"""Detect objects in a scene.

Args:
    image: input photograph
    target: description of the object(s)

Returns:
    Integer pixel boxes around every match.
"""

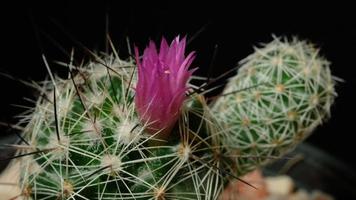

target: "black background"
[0,1,355,172]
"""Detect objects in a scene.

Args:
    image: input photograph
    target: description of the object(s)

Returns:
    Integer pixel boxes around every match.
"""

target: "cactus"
[211,37,337,175]
[12,36,336,199]
[16,37,228,200]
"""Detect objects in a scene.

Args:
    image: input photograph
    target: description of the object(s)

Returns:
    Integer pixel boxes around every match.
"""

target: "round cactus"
[211,37,337,175]
[16,37,228,200]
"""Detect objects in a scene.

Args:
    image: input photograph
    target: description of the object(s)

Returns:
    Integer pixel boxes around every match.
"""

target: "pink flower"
[135,36,196,139]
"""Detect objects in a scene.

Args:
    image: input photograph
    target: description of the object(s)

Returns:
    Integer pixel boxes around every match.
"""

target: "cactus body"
[211,37,337,175]
[18,54,226,200]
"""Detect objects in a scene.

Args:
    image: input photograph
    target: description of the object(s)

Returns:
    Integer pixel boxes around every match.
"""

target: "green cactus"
[211,37,337,175]
[17,52,227,200]
[14,36,336,199]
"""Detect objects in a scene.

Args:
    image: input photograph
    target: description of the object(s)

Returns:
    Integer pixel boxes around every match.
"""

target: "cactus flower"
[135,36,196,139]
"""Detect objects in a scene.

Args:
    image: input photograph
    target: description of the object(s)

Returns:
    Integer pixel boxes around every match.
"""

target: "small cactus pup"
[16,36,227,200]
[211,37,337,175]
